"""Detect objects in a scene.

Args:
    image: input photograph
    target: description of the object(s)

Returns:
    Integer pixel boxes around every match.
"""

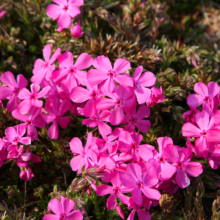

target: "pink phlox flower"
[71,24,83,38]
[7,145,24,159]
[12,107,45,141]
[46,0,83,29]
[187,82,219,109]
[70,133,98,174]
[71,80,102,117]
[0,10,7,19]
[0,139,8,166]
[53,52,92,87]
[163,144,203,188]
[146,96,155,107]
[204,143,220,169]
[132,66,156,104]
[18,84,50,114]
[150,86,164,103]
[0,71,27,112]
[182,109,217,157]
[3,125,31,145]
[87,56,133,93]
[96,85,136,125]
[17,149,41,168]
[41,99,71,139]
[182,106,199,123]
[96,127,123,153]
[96,171,131,210]
[127,196,152,220]
[124,105,151,133]
[31,44,61,84]
[19,167,34,181]
[118,131,153,163]
[82,110,112,137]
[43,196,83,220]
[119,163,161,205]
[146,137,177,181]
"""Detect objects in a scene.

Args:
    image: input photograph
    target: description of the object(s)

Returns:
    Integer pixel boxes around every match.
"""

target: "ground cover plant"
[1,0,220,219]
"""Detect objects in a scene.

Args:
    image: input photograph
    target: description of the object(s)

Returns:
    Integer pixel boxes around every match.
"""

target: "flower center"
[159,157,164,162]
[204,96,210,102]
[27,120,32,125]
[107,70,116,78]
[70,67,76,74]
[13,87,19,95]
[177,162,184,168]
[114,187,119,194]
[131,143,138,150]
[55,115,61,122]
[130,117,137,124]
[90,90,97,99]
[115,98,123,106]
[59,213,66,220]
[30,94,36,100]
[14,137,20,143]
[63,5,69,11]
[136,181,143,188]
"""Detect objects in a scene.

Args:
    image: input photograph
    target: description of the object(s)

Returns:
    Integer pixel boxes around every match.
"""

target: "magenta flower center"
[82,150,86,157]
[177,162,184,168]
[44,62,49,68]
[131,143,138,150]
[130,117,137,124]
[159,157,164,162]
[204,96,210,102]
[14,137,20,143]
[90,90,97,99]
[115,98,123,106]
[63,5,69,11]
[55,115,61,122]
[13,87,19,95]
[92,116,99,121]
[201,130,207,136]
[27,120,32,125]
[30,94,36,100]
[107,70,116,78]
[136,181,143,188]
[114,187,119,194]
[70,67,76,74]
[59,213,66,220]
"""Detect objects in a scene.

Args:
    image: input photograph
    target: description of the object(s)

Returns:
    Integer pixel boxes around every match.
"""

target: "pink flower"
[118,131,153,162]
[43,196,83,220]
[96,171,131,210]
[19,167,34,181]
[41,99,71,139]
[70,133,98,174]
[0,71,27,112]
[18,84,50,114]
[70,79,102,117]
[12,107,45,141]
[119,163,161,205]
[96,85,136,125]
[163,144,203,188]
[0,10,7,19]
[82,110,112,137]
[87,56,132,92]
[182,110,217,156]
[31,44,61,84]
[147,137,177,181]
[53,52,92,87]
[3,125,31,145]
[71,24,83,38]
[124,105,151,133]
[187,82,219,109]
[132,66,156,104]
[46,0,83,29]
[151,86,164,103]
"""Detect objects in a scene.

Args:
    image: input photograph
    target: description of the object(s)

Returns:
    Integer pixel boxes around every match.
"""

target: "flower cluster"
[182,82,220,169]
[46,0,84,36]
